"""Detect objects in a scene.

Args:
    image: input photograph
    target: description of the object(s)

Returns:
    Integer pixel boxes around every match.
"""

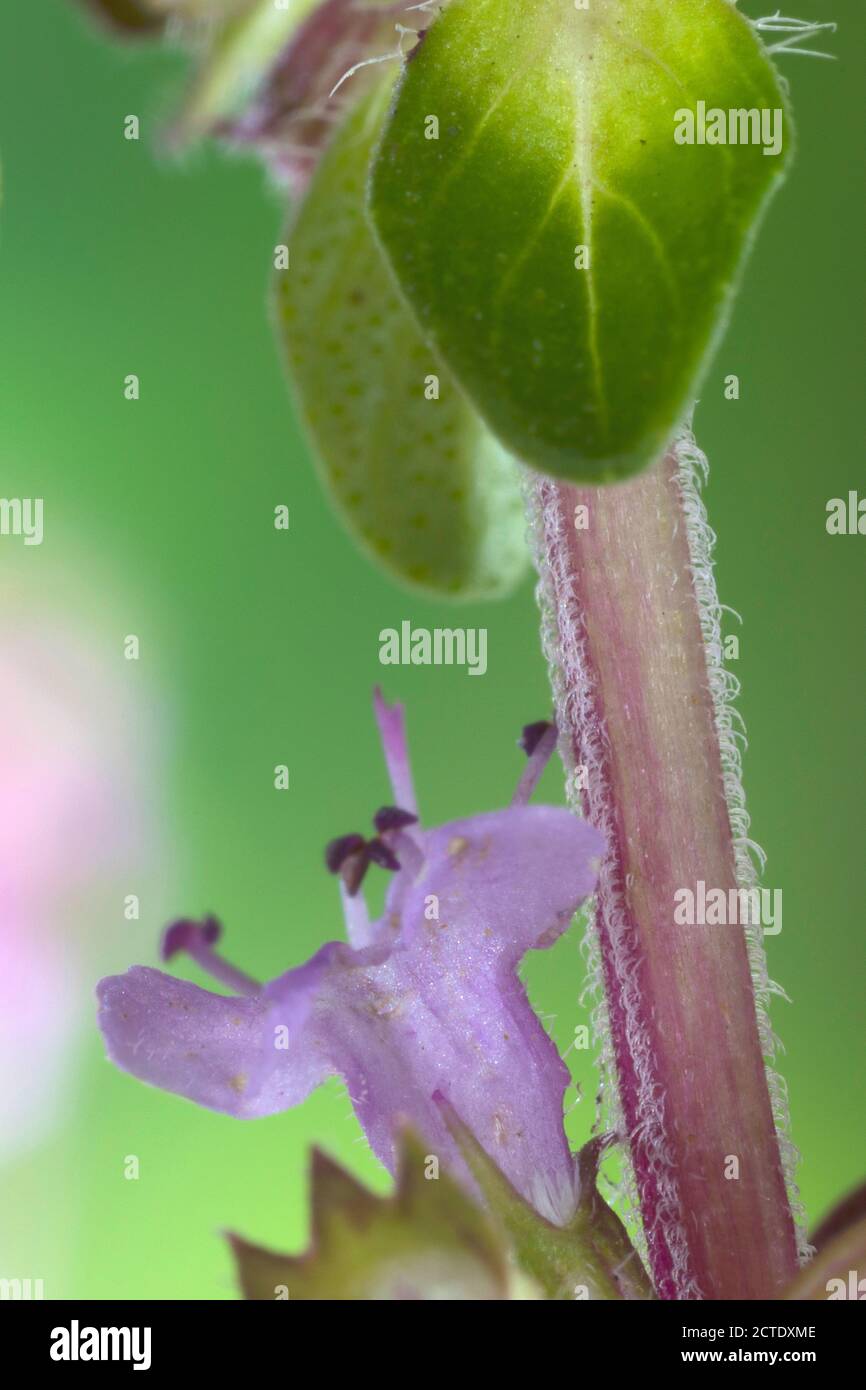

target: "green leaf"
[275,76,528,598]
[370,0,793,483]
[228,1131,524,1300]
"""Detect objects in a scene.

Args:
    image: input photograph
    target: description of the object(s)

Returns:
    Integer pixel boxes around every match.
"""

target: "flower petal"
[302,806,605,1215]
[394,805,604,965]
[97,951,338,1117]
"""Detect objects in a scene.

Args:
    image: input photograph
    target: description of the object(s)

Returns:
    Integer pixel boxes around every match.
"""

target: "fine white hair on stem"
[523,470,692,1291]
[673,423,811,1265]
[752,12,838,60]
[524,420,811,1292]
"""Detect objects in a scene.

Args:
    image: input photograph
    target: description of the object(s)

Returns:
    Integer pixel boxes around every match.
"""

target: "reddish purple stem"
[528,437,802,1299]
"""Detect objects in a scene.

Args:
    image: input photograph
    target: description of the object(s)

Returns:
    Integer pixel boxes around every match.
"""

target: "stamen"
[161,917,260,997]
[388,830,423,880]
[511,719,558,806]
[339,879,372,949]
[520,720,553,757]
[339,846,370,897]
[325,829,403,895]
[366,838,401,872]
[373,805,418,834]
[325,833,367,874]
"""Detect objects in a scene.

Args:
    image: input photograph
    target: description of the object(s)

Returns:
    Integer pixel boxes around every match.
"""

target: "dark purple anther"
[340,846,371,898]
[373,806,418,834]
[325,833,367,875]
[366,838,400,872]
[156,915,259,995]
[326,810,412,893]
[519,720,554,757]
[161,915,221,962]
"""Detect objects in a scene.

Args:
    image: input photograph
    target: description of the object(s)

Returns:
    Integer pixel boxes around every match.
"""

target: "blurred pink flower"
[0,616,148,1154]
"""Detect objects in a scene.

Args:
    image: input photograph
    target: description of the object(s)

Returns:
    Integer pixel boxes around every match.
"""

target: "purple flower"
[97,693,603,1221]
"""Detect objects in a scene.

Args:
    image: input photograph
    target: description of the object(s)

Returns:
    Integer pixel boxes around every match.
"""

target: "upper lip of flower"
[96,690,604,1220]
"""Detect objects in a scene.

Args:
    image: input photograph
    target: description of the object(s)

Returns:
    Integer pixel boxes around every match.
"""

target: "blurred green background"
[0,2,862,1298]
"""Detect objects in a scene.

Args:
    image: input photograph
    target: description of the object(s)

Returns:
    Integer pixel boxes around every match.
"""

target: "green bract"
[370,0,793,483]
[228,1132,518,1301]
[274,77,528,599]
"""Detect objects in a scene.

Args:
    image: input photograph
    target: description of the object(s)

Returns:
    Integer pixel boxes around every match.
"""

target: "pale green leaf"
[370,0,794,483]
[275,76,528,599]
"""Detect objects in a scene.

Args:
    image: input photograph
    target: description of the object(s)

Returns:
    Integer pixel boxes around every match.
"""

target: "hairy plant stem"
[526,435,801,1299]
